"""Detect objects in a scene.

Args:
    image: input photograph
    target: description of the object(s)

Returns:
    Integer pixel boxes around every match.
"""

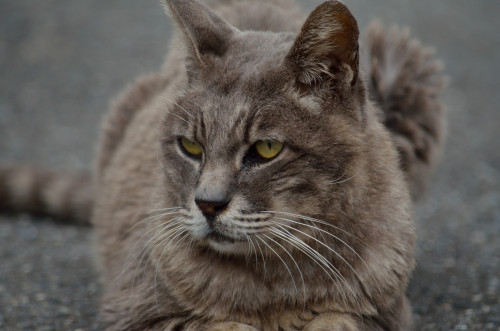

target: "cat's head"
[159,0,370,256]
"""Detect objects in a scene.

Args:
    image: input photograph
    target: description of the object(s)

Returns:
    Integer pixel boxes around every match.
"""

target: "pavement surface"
[0,0,499,330]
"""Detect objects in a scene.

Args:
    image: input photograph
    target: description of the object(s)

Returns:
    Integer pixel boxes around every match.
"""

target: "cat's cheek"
[162,156,202,206]
[270,182,325,217]
[269,193,312,216]
[182,209,207,238]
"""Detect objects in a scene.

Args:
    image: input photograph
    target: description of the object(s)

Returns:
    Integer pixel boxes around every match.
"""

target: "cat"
[0,0,446,329]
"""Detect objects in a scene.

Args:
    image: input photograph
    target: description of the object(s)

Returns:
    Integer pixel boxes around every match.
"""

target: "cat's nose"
[195,198,230,222]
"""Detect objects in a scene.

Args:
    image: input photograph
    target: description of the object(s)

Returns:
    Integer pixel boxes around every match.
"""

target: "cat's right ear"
[163,0,239,67]
[286,0,359,88]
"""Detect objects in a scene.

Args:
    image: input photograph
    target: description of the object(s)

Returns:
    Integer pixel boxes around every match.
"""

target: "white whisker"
[125,210,181,235]
[253,235,267,276]
[267,213,382,297]
[160,96,194,118]
[168,111,190,125]
[277,221,363,294]
[268,226,350,307]
[129,219,184,284]
[262,210,361,241]
[257,235,298,295]
[146,207,182,214]
[112,216,182,284]
[244,233,258,268]
[154,226,189,310]
[135,222,185,280]
[261,233,306,303]
[329,172,359,185]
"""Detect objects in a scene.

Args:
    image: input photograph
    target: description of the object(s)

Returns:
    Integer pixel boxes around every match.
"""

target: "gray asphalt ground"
[0,0,499,330]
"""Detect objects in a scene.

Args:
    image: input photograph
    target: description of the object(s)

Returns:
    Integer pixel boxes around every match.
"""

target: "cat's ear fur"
[286,0,359,87]
[163,0,238,65]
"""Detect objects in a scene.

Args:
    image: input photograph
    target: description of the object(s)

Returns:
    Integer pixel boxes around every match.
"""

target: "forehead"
[192,90,267,147]
[185,83,323,150]
[206,31,295,84]
[170,31,328,147]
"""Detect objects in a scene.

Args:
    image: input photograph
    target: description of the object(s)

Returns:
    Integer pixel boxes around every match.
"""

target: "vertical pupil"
[267,141,272,150]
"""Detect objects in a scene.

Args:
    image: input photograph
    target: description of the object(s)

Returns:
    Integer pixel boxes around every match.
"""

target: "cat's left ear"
[286,0,359,87]
[164,0,239,65]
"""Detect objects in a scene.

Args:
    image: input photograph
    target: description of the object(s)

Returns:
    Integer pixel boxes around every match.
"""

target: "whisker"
[268,214,383,297]
[277,221,363,294]
[149,224,188,276]
[112,216,183,283]
[262,210,361,241]
[253,235,267,276]
[256,235,298,295]
[261,233,306,303]
[243,233,251,265]
[244,233,258,268]
[135,222,185,278]
[154,226,189,310]
[151,223,187,257]
[124,218,183,283]
[133,217,184,257]
[167,111,190,125]
[271,223,366,315]
[268,227,350,307]
[159,99,190,125]
[248,236,259,270]
[329,172,359,185]
[160,96,194,118]
[146,207,182,214]
[125,210,181,235]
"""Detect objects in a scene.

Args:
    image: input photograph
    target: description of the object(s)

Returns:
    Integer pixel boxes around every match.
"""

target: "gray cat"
[0,0,445,329]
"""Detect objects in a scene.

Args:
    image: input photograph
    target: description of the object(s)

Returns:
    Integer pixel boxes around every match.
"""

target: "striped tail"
[0,165,93,224]
[364,21,447,199]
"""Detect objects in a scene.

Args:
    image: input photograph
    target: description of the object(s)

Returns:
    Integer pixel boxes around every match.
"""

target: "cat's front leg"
[206,321,260,331]
[161,320,259,331]
[302,312,382,331]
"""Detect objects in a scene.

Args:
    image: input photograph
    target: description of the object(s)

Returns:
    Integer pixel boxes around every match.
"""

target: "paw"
[208,321,259,331]
[302,312,358,331]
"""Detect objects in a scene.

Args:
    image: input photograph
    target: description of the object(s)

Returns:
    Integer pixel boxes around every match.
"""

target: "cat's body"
[0,0,445,330]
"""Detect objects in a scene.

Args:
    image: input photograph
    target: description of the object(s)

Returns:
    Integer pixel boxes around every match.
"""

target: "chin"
[206,239,251,255]
[193,230,251,255]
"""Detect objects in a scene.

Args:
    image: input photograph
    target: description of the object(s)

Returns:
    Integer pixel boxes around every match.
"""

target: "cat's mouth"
[206,228,235,244]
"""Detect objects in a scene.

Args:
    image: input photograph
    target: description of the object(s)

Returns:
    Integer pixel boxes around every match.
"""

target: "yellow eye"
[255,140,283,159]
[180,137,202,157]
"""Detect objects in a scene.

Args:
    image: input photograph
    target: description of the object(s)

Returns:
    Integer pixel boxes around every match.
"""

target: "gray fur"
[0,0,446,329]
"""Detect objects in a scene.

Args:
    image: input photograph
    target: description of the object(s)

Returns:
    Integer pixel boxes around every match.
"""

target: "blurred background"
[0,0,499,329]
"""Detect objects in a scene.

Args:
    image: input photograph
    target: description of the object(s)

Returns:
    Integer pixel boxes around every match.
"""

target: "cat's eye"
[179,137,202,158]
[255,140,283,159]
[243,139,284,167]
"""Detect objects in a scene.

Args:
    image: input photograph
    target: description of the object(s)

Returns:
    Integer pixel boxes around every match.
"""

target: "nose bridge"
[195,161,235,222]
[196,161,234,203]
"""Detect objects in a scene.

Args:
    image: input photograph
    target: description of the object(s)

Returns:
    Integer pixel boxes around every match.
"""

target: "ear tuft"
[164,0,238,64]
[287,0,359,86]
